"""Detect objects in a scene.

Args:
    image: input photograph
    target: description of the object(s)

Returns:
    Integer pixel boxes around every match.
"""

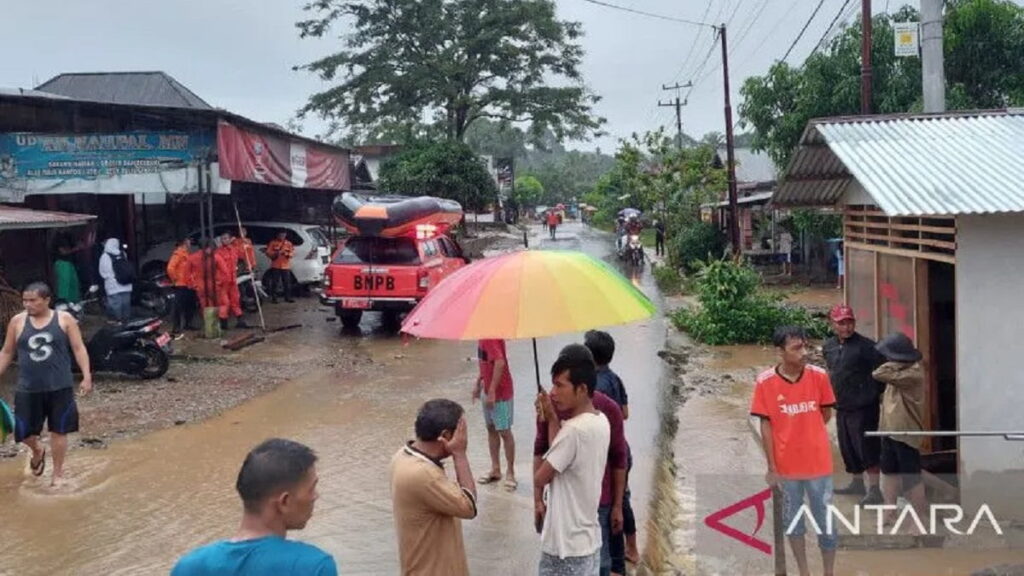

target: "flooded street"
[0,221,673,575]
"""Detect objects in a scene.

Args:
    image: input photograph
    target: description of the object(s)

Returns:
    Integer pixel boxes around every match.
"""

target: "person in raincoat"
[188,239,217,314]
[263,230,295,303]
[166,237,196,334]
[873,332,928,522]
[217,233,246,329]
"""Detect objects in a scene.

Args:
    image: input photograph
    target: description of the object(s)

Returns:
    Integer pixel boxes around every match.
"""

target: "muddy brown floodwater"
[0,221,675,576]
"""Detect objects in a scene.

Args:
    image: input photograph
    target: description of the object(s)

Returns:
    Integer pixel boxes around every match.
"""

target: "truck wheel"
[339,310,363,329]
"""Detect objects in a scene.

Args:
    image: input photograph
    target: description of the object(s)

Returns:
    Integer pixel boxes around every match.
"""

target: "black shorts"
[837,407,881,474]
[14,388,79,442]
[880,438,922,489]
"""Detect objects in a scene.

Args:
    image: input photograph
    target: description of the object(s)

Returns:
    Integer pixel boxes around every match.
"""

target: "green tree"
[378,140,498,211]
[740,1,1024,168]
[513,175,544,207]
[296,0,603,142]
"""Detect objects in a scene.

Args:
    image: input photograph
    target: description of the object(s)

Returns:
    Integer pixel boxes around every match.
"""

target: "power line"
[579,0,716,28]
[812,0,856,55]
[730,0,770,55]
[741,0,805,64]
[780,0,829,63]
[671,1,715,82]
[726,0,746,29]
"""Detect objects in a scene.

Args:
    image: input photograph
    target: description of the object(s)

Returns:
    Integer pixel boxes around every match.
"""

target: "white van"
[140,221,331,287]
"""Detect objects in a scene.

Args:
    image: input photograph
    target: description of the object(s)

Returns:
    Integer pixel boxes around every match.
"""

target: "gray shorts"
[539,550,600,576]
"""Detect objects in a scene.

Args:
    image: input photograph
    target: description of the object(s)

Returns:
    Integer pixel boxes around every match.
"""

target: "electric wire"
[780,0,829,63]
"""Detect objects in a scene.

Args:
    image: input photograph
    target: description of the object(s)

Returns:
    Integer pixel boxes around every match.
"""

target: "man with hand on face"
[171,438,337,576]
[390,399,477,576]
[535,344,616,576]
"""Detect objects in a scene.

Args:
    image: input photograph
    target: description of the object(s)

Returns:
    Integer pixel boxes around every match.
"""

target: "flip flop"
[504,478,518,492]
[477,473,502,485]
[30,449,45,477]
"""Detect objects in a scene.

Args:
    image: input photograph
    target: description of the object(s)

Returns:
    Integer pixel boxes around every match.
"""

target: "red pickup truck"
[320,232,469,329]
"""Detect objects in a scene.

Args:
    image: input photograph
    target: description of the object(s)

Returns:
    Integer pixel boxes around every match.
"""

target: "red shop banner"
[217,121,350,190]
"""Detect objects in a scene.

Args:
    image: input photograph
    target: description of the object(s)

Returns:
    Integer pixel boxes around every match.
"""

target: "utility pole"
[861,0,873,114]
[659,82,691,149]
[921,0,946,113]
[719,24,741,255]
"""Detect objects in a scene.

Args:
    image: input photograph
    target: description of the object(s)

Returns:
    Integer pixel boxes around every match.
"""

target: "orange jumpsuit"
[187,249,218,309]
[232,237,257,271]
[266,238,294,270]
[215,245,241,320]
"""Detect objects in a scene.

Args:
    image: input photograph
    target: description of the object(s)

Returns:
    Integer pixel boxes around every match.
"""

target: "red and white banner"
[217,121,350,190]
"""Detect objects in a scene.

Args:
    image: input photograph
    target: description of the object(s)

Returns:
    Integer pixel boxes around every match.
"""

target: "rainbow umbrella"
[402,250,656,390]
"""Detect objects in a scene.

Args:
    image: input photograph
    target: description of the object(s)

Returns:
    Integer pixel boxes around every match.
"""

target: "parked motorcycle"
[133,272,175,318]
[56,291,173,380]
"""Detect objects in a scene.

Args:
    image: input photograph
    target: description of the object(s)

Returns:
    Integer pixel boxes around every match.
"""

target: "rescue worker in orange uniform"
[188,238,218,314]
[263,230,295,303]
[216,233,246,329]
[165,237,196,334]
[232,227,257,273]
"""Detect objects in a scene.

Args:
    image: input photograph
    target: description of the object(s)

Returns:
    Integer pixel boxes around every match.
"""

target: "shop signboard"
[217,121,350,190]
[0,130,217,201]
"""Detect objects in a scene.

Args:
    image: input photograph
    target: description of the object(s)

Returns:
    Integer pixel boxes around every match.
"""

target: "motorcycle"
[626,234,645,268]
[56,289,173,380]
[133,271,175,318]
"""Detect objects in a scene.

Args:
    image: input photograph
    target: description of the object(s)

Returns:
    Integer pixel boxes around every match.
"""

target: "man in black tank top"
[0,282,92,486]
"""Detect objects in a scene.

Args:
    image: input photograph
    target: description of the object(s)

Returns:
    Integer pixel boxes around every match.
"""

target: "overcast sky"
[2,0,910,153]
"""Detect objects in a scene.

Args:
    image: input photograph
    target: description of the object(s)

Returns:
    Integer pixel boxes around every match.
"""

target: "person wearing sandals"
[0,282,92,486]
[473,339,517,491]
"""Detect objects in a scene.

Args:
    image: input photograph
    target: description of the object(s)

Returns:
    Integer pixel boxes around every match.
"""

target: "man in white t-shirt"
[535,344,611,575]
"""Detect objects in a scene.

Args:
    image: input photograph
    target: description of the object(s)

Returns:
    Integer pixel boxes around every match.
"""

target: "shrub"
[669,221,726,274]
[652,263,683,295]
[671,258,828,345]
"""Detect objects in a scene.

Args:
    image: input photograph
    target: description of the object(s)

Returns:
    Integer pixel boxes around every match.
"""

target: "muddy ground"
[0,228,524,459]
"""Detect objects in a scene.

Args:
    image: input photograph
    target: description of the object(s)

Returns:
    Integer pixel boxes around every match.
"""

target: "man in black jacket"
[823,305,886,505]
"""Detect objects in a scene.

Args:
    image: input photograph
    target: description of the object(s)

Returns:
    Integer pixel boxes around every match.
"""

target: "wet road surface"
[0,221,673,575]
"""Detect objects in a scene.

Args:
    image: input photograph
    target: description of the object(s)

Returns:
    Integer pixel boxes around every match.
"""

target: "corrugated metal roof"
[774,110,1024,215]
[35,71,212,109]
[718,147,778,183]
[0,207,95,230]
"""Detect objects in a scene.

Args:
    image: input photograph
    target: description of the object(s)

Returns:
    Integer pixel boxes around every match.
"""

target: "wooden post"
[773,486,787,575]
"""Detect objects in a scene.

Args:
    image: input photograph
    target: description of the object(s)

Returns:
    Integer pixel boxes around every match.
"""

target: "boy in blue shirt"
[172,439,338,576]
[584,330,637,573]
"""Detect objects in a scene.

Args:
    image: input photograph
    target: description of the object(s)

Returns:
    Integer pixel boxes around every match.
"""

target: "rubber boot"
[835,476,867,495]
[220,318,228,331]
[236,318,249,329]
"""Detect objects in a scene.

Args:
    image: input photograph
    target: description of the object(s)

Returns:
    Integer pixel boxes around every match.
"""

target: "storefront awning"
[0,206,95,231]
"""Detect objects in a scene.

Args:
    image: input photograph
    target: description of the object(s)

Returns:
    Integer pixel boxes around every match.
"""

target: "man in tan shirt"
[390,399,478,575]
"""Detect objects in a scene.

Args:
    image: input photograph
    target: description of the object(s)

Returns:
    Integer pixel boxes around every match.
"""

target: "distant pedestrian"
[98,238,133,321]
[264,230,295,303]
[654,220,666,258]
[0,282,92,487]
[823,305,885,505]
[473,339,516,491]
[171,438,337,576]
[835,242,845,290]
[546,210,560,241]
[585,330,638,572]
[166,237,196,334]
[751,326,837,576]
[873,332,928,523]
[535,344,614,576]
[391,399,477,576]
[778,231,793,276]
